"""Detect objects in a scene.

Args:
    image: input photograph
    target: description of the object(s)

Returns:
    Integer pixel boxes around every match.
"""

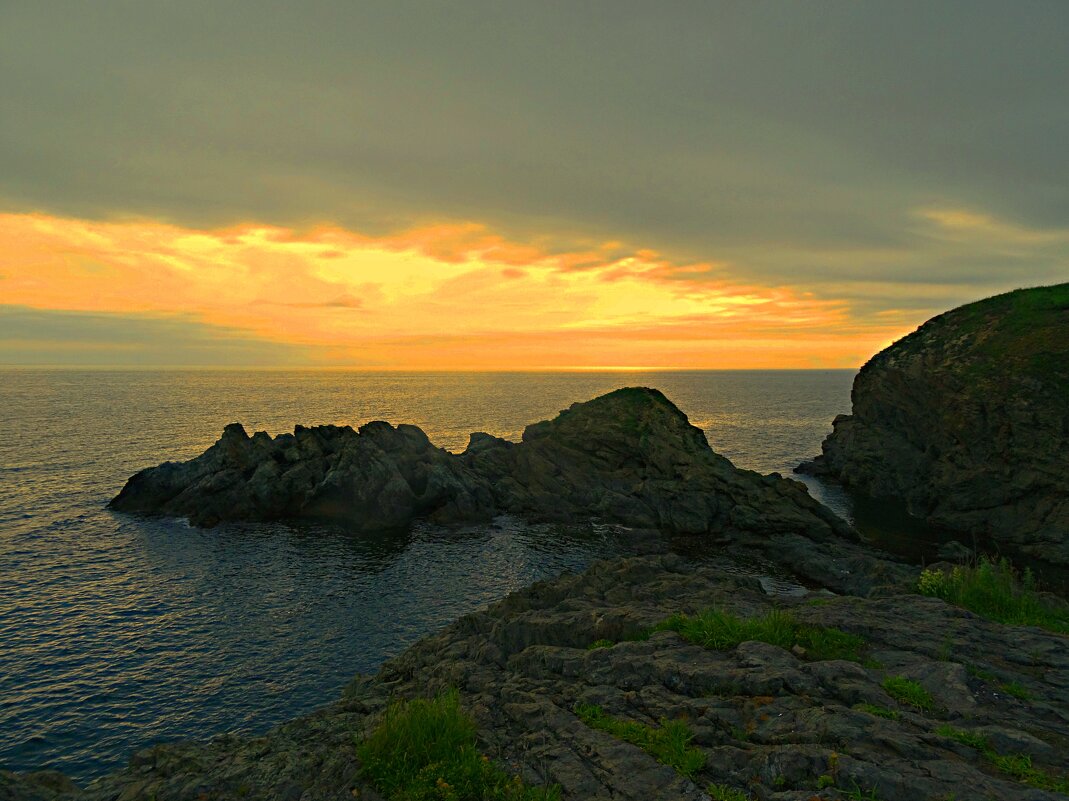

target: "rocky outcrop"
[14,554,1069,801]
[111,387,850,542]
[11,370,1059,801]
[110,421,494,529]
[800,284,1069,564]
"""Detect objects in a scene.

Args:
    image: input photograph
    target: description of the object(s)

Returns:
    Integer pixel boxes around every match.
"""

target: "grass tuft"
[586,639,614,650]
[966,664,997,682]
[854,703,900,720]
[917,558,1069,634]
[991,752,1069,793]
[935,724,989,751]
[707,783,750,801]
[937,724,1069,794]
[652,608,865,662]
[573,703,705,777]
[881,676,935,713]
[357,689,560,800]
[999,681,1033,701]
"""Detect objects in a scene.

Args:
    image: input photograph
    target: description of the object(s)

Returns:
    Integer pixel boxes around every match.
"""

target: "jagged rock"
[463,387,850,540]
[19,554,1068,801]
[111,388,852,543]
[110,421,496,529]
[799,283,1069,564]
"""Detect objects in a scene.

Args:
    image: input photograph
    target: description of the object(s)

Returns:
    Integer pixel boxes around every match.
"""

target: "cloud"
[0,306,310,367]
[0,211,914,369]
[1,1,1066,303]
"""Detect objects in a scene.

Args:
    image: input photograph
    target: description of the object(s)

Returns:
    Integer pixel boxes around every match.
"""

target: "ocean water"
[0,369,855,782]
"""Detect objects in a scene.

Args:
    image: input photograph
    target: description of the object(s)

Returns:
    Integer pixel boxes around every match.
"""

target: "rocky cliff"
[11,383,1069,800]
[799,284,1069,564]
[110,387,850,543]
[6,553,1069,801]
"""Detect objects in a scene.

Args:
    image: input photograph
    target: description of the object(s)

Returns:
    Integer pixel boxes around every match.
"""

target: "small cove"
[6,367,1059,782]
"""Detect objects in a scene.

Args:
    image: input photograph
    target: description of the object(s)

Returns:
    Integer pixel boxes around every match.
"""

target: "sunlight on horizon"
[0,212,912,369]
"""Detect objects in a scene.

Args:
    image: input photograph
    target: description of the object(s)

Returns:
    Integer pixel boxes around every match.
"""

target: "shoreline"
[7,537,1069,801]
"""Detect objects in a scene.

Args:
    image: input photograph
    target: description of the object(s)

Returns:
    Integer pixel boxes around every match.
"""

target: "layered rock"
[111,387,850,542]
[13,554,1069,801]
[800,284,1069,563]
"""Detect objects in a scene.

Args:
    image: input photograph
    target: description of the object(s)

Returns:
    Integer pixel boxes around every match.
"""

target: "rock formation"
[799,283,1069,564]
[110,420,494,529]
[12,381,1069,800]
[111,387,850,543]
[8,553,1068,801]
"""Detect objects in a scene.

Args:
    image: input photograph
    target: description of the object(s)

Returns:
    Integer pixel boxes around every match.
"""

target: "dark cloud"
[0,306,311,367]
[1,1,1066,295]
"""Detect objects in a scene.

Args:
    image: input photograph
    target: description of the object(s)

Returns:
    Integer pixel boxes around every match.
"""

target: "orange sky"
[3,5,1067,370]
[0,212,924,369]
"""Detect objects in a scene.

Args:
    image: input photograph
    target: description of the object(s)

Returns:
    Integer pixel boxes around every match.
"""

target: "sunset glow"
[0,212,912,369]
[3,3,1066,369]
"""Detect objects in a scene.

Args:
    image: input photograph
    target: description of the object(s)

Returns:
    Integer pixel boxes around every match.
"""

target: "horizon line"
[0,364,861,373]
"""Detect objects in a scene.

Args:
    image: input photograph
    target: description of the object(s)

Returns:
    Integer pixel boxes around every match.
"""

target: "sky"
[1,1,1067,369]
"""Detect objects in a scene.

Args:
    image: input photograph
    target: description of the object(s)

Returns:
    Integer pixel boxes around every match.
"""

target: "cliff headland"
[799,283,1069,565]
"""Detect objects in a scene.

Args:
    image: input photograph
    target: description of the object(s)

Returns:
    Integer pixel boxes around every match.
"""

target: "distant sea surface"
[0,369,856,782]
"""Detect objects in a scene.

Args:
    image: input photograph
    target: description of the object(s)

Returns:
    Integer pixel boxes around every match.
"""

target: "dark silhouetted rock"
[111,387,852,543]
[799,283,1069,563]
[110,421,496,530]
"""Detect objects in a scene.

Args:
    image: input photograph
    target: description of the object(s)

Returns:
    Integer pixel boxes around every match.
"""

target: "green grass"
[991,752,1069,794]
[1000,681,1033,700]
[573,703,705,777]
[966,664,997,682]
[586,639,614,650]
[917,557,1069,634]
[965,664,1034,700]
[356,690,560,801]
[651,608,865,662]
[854,703,900,720]
[937,724,1069,794]
[707,783,750,801]
[935,724,988,751]
[881,676,935,713]
[893,282,1069,394]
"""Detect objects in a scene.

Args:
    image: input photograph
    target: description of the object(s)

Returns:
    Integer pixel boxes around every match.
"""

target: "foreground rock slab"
[799,283,1069,564]
[110,387,850,544]
[13,554,1068,801]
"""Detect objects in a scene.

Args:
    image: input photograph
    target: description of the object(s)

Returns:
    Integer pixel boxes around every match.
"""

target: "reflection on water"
[792,472,950,560]
[1,369,862,781]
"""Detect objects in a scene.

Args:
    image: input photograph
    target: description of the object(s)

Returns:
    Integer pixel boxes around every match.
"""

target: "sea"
[0,368,889,782]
